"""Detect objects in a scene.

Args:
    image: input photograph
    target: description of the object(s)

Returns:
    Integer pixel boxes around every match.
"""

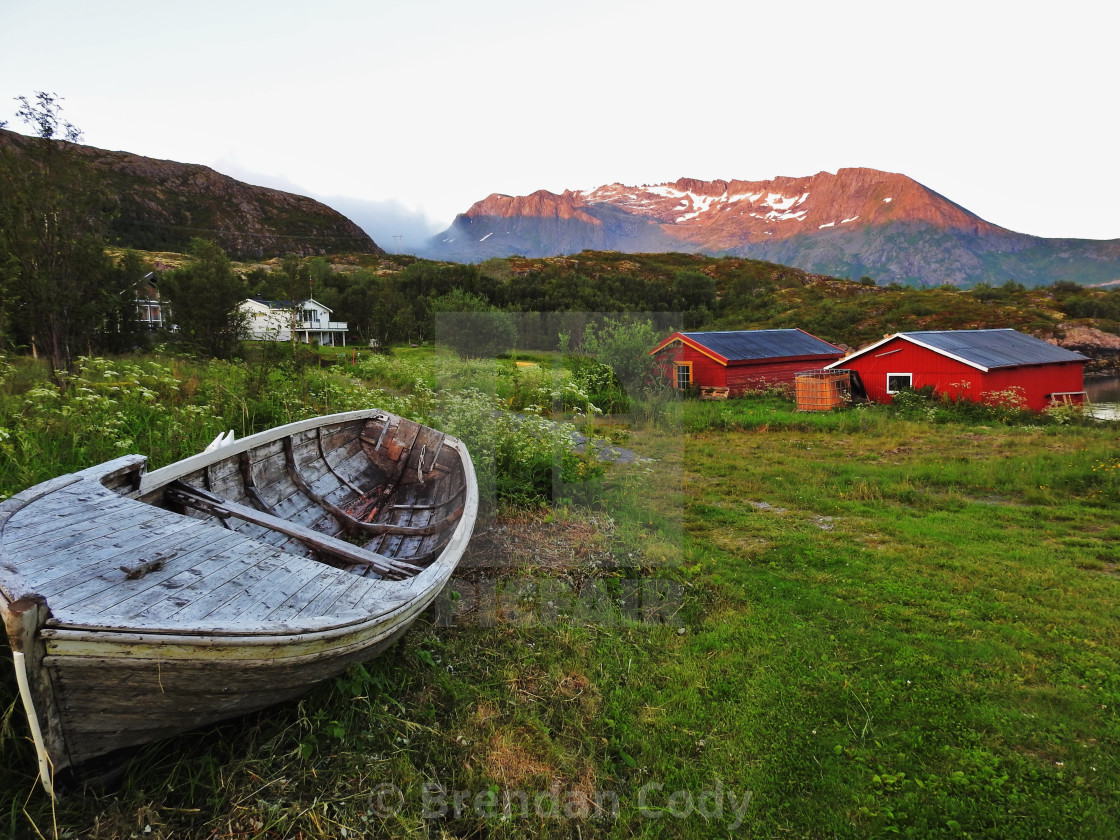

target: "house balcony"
[299,320,348,331]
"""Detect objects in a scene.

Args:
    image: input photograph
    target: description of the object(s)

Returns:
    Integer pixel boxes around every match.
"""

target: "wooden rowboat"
[0,409,477,795]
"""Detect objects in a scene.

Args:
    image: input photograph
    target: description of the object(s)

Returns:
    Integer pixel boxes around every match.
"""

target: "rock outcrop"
[1055,325,1120,373]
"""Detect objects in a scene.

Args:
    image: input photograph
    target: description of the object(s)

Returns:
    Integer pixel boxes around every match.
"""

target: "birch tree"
[0,92,114,370]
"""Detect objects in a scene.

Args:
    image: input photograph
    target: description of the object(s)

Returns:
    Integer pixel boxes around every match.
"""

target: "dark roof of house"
[676,329,843,362]
[247,297,290,308]
[247,297,333,312]
[901,329,1088,370]
[829,329,1089,372]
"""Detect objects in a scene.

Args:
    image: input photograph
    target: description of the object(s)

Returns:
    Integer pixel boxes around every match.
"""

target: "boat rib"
[165,481,422,579]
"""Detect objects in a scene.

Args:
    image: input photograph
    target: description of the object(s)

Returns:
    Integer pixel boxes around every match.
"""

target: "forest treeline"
[240,250,1120,354]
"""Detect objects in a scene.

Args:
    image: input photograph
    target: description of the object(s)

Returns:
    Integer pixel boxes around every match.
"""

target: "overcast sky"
[2,0,1114,252]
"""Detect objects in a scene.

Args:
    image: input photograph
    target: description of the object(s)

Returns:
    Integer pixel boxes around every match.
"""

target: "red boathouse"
[651,329,844,397]
[826,329,1089,411]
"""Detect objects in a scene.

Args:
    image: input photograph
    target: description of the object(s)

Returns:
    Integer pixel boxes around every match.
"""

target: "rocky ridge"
[1054,325,1120,373]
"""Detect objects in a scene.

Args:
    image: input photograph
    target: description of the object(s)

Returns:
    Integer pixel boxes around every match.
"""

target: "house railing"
[298,320,348,331]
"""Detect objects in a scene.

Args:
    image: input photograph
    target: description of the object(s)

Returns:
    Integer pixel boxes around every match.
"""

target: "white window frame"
[886,372,912,394]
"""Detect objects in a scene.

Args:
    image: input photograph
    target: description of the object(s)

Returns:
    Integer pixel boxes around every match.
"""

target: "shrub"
[567,355,630,413]
[1042,402,1082,426]
[351,353,434,391]
[431,290,517,359]
[580,317,662,391]
[888,383,1042,426]
[887,385,938,418]
[429,388,602,506]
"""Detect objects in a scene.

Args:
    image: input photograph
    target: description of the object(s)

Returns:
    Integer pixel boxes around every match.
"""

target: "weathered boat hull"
[0,409,477,794]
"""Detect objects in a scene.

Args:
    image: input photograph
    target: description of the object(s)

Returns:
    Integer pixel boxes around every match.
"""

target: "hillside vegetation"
[201,250,1120,369]
[0,128,382,259]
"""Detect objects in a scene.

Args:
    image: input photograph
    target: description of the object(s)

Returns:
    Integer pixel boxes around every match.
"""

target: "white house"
[240,297,348,346]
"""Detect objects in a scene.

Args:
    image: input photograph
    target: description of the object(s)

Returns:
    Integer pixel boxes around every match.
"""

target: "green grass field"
[1,352,1118,838]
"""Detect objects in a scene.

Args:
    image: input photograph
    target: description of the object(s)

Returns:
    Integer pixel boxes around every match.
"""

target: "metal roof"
[678,329,842,362]
[899,329,1088,370]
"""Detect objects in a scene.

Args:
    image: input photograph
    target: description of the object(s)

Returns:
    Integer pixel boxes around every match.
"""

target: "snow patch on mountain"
[586,183,816,226]
[764,209,808,222]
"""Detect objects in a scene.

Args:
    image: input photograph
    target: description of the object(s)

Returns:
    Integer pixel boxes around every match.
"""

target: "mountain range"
[4,128,1118,288]
[421,169,1120,288]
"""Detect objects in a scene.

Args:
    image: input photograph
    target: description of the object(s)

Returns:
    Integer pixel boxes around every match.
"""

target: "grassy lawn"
[679,417,1120,837]
[2,354,1118,838]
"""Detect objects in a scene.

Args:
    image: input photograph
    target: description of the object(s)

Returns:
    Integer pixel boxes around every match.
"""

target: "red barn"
[827,329,1089,411]
[650,329,844,397]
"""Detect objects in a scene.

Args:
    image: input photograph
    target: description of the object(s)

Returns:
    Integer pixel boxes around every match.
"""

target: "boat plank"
[291,571,379,620]
[282,438,360,532]
[114,546,271,622]
[239,567,343,624]
[317,432,368,489]
[126,542,298,626]
[8,513,206,594]
[318,445,382,501]
[30,520,218,610]
[1,500,113,545]
[257,480,318,524]
[272,439,365,515]
[383,485,429,557]
[47,632,407,717]
[48,659,301,699]
[166,483,419,577]
[329,576,406,614]
[194,552,349,624]
[309,464,366,510]
[2,497,160,557]
[244,462,335,528]
[222,516,300,548]
[205,465,331,546]
[49,527,254,618]
[209,549,333,619]
[4,513,162,576]
[0,472,84,534]
[243,444,288,494]
[325,443,382,489]
[261,574,344,622]
[49,627,410,693]
[153,545,294,624]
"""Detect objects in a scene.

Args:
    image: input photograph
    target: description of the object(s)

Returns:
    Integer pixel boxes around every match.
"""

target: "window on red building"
[886,373,912,393]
